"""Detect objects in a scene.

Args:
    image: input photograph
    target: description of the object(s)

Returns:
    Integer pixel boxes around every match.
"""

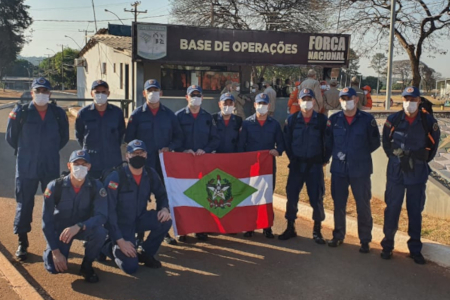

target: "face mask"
[256,104,268,115]
[94,93,108,105]
[72,165,88,181]
[236,87,240,92]
[403,101,418,114]
[321,85,327,89]
[300,101,313,111]
[341,100,355,111]
[129,155,146,169]
[364,91,368,95]
[222,105,234,115]
[251,89,256,93]
[189,96,202,107]
[147,92,160,103]
[34,94,50,106]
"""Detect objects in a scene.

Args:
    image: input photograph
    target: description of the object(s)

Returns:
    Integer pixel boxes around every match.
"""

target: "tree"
[392,60,411,90]
[5,59,35,77]
[339,0,450,87]
[0,0,32,80]
[341,49,359,86]
[361,76,380,92]
[39,48,79,89]
[170,0,332,81]
[369,53,387,94]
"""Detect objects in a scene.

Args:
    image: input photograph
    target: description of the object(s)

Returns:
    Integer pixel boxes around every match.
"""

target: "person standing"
[75,80,126,179]
[362,85,373,110]
[230,82,247,120]
[380,87,440,264]
[300,70,323,113]
[350,77,368,109]
[262,81,277,117]
[6,77,69,261]
[323,79,341,115]
[213,93,242,153]
[238,93,285,239]
[279,89,331,243]
[325,87,380,253]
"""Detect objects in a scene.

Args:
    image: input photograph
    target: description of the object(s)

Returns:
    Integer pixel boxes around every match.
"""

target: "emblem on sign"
[137,24,167,60]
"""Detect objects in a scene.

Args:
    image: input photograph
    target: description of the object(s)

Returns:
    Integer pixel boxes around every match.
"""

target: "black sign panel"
[133,23,350,66]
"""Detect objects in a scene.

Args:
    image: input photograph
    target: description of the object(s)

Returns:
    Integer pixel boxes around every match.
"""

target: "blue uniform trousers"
[331,174,373,243]
[43,226,107,274]
[103,210,172,275]
[285,166,325,222]
[381,181,426,254]
[14,176,55,234]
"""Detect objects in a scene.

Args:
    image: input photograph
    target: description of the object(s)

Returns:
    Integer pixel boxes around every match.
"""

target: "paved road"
[0,107,449,300]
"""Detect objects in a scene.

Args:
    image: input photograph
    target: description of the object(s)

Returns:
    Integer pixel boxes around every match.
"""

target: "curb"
[273,194,450,269]
[0,102,16,110]
[0,248,44,300]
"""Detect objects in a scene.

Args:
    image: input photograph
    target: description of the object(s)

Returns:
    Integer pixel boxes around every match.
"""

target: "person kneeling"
[42,150,108,283]
[101,139,172,274]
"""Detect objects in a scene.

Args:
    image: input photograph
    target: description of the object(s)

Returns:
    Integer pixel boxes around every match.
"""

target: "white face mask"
[236,87,240,92]
[251,89,256,93]
[222,105,234,115]
[189,96,202,107]
[321,85,327,89]
[341,100,355,111]
[364,91,368,95]
[72,165,88,181]
[94,93,108,105]
[403,101,418,114]
[256,104,268,115]
[34,93,50,106]
[300,101,313,111]
[147,92,160,103]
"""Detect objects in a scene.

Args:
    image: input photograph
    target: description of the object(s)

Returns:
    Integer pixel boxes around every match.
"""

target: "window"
[102,63,107,75]
[120,63,123,89]
[113,63,116,73]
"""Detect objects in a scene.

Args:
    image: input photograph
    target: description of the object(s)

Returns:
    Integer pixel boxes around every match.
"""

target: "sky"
[21,0,450,79]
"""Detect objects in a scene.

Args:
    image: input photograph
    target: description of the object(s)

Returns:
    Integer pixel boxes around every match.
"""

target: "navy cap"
[32,77,52,90]
[220,93,235,102]
[402,86,420,98]
[69,150,91,164]
[255,93,270,104]
[339,87,357,98]
[144,79,161,90]
[187,85,203,95]
[127,139,147,153]
[298,88,315,99]
[91,79,109,90]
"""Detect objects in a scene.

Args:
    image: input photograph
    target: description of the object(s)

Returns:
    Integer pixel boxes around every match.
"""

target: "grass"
[275,155,450,245]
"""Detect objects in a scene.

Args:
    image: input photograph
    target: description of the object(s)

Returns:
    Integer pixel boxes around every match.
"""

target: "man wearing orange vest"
[287,81,301,114]
[362,86,373,109]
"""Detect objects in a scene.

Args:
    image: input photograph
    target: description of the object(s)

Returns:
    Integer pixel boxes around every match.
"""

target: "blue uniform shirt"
[382,110,440,185]
[284,111,331,172]
[42,176,108,251]
[212,112,242,153]
[6,102,69,178]
[175,107,220,153]
[325,110,381,177]
[237,114,285,154]
[104,166,169,242]
[75,103,126,173]
[125,104,183,168]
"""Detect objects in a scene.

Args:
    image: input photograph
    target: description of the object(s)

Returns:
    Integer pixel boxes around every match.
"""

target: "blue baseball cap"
[402,86,420,97]
[220,93,235,102]
[298,88,315,99]
[127,139,147,153]
[339,87,357,98]
[91,79,109,90]
[187,85,203,95]
[255,93,270,104]
[69,150,91,163]
[144,79,161,90]
[32,77,52,90]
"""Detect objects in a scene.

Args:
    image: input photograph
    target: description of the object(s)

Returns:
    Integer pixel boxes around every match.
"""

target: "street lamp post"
[105,9,124,24]
[64,35,82,50]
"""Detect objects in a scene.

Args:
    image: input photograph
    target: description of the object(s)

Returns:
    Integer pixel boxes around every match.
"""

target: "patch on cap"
[303,89,309,93]
[261,94,267,99]
[77,150,85,156]
[342,87,349,93]
[134,140,142,146]
[96,80,103,84]
[149,80,155,84]
[38,78,46,84]
[406,87,414,93]
[191,85,197,88]
[225,93,231,97]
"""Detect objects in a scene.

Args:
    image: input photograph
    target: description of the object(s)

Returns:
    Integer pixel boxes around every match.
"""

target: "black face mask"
[129,155,146,169]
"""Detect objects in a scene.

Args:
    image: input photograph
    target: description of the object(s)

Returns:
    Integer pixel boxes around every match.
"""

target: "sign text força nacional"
[134,23,350,66]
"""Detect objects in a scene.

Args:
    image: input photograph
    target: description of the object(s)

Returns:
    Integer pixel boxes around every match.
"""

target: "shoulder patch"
[371,119,377,127]
[384,120,392,128]
[9,111,17,120]
[44,188,52,198]
[108,181,118,190]
[99,187,107,197]
[326,120,331,127]
[433,122,439,132]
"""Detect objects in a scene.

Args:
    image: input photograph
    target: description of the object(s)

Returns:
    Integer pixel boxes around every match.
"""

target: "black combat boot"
[15,233,28,261]
[164,233,178,245]
[313,221,326,245]
[278,221,297,240]
[263,227,275,239]
[80,259,100,283]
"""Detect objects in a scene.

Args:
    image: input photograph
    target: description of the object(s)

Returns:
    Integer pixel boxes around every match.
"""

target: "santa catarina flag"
[160,151,274,236]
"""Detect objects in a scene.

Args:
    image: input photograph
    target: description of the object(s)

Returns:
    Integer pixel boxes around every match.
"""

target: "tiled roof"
[78,32,132,58]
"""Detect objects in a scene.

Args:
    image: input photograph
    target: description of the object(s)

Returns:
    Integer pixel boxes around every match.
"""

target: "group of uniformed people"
[5,76,440,283]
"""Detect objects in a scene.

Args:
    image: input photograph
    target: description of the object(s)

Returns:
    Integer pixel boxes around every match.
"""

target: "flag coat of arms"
[160,151,274,236]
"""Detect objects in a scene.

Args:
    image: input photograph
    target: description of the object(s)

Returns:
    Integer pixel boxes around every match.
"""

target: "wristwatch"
[77,222,85,231]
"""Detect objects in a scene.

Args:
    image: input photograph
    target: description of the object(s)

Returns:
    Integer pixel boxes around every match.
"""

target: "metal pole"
[211,0,215,26]
[105,9,124,25]
[65,35,82,50]
[336,0,342,33]
[91,0,98,32]
[385,0,396,110]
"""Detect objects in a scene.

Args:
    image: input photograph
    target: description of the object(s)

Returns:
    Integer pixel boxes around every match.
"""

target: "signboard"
[133,23,350,66]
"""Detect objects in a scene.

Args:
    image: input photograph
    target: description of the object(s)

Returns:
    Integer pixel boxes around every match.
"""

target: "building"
[1,77,34,90]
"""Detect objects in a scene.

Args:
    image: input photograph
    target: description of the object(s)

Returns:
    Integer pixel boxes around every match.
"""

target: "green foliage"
[392,82,404,90]
[361,76,379,91]
[39,48,79,89]
[5,59,35,77]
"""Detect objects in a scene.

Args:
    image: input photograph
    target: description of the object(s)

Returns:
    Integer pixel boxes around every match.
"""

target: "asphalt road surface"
[0,106,449,300]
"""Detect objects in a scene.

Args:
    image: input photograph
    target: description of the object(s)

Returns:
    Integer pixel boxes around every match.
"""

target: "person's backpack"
[52,172,97,214]
[420,97,434,116]
[14,101,65,155]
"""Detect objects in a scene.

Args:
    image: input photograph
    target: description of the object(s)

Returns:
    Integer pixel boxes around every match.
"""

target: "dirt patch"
[275,155,450,245]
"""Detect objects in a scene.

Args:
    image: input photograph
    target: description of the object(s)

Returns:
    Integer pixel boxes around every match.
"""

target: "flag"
[160,151,274,236]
